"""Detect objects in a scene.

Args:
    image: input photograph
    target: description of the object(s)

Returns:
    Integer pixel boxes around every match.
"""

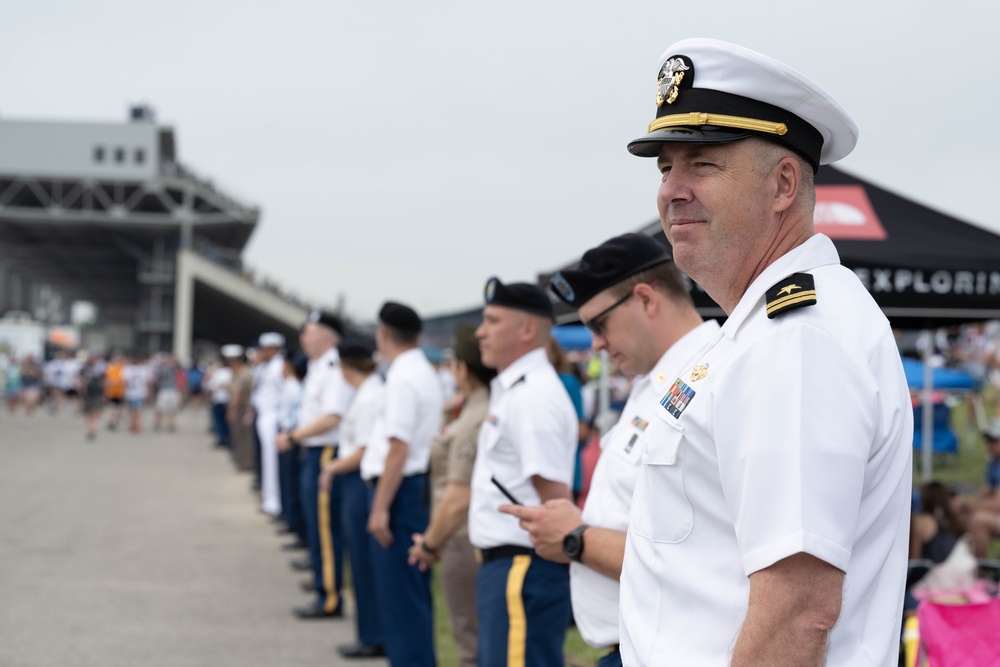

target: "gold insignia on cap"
[690,363,709,382]
[766,273,817,319]
[656,57,690,107]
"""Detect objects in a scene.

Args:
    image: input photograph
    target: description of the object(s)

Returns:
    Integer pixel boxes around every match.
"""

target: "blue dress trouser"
[211,402,230,447]
[278,445,304,540]
[597,649,623,667]
[341,470,383,647]
[367,474,434,667]
[476,553,571,667]
[300,446,343,612]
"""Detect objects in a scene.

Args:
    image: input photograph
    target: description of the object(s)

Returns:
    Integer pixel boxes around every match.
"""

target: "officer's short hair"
[608,260,693,306]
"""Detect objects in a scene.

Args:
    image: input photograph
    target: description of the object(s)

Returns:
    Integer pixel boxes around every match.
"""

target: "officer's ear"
[634,282,659,316]
[772,155,801,215]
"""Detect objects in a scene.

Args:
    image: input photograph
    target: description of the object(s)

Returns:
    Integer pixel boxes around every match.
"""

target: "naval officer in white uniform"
[253,332,286,517]
[469,277,578,667]
[501,233,719,667]
[619,38,913,666]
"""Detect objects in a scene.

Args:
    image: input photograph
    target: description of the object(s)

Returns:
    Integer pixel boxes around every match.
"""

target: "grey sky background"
[2,1,996,322]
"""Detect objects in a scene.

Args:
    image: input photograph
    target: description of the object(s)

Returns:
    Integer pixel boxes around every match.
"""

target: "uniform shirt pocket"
[631,418,693,544]
[479,419,502,451]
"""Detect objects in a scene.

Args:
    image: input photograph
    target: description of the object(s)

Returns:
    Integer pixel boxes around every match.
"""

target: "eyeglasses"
[582,292,633,337]
[581,281,659,338]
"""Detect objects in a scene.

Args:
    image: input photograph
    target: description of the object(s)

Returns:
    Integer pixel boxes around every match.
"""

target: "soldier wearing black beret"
[361,300,443,666]
[501,233,714,667]
[468,276,578,667]
[277,308,353,620]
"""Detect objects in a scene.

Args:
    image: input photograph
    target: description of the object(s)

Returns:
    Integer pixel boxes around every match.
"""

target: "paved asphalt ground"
[0,406,388,667]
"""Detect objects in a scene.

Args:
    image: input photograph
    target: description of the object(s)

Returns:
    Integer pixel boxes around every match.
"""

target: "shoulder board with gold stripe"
[765,272,816,319]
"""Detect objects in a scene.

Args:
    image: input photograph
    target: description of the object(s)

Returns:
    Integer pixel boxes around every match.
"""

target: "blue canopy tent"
[901,357,975,390]
[552,325,592,352]
[900,356,977,477]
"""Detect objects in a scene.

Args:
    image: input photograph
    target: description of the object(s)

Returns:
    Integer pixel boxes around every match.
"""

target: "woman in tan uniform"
[224,346,256,472]
[409,324,495,667]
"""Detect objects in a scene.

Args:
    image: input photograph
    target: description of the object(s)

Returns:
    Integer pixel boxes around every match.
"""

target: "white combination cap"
[258,332,285,348]
[220,344,244,358]
[628,38,858,169]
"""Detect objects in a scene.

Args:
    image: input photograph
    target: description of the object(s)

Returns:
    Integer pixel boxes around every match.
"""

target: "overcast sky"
[2,1,997,322]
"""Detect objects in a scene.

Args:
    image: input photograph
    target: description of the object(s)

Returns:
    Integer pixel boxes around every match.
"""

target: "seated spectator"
[958,419,1000,557]
[911,481,964,563]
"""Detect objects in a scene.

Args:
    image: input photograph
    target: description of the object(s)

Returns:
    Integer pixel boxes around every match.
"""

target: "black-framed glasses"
[582,292,633,337]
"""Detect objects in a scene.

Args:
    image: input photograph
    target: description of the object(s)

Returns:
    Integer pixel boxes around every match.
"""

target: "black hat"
[338,336,376,362]
[307,309,344,335]
[484,277,555,320]
[549,233,671,308]
[627,38,858,171]
[378,301,422,334]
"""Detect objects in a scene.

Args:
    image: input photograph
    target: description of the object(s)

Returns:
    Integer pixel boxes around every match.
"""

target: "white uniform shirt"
[339,373,384,460]
[297,348,353,447]
[469,347,578,550]
[572,320,720,649]
[252,354,284,415]
[620,235,913,666]
[360,349,443,479]
[278,376,302,432]
[207,367,232,404]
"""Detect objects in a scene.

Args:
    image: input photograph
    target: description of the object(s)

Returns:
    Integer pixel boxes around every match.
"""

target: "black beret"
[307,309,344,335]
[378,301,422,334]
[549,233,671,308]
[338,336,376,362]
[484,277,555,320]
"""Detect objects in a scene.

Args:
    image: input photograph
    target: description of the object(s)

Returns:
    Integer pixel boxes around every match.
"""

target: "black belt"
[365,472,425,488]
[480,545,534,562]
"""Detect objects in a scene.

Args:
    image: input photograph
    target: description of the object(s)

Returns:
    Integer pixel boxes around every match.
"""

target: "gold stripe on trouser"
[318,446,338,612]
[505,554,532,667]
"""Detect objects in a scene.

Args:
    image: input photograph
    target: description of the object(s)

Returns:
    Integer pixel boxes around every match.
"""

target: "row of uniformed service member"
[254,36,912,667]
[505,37,912,667]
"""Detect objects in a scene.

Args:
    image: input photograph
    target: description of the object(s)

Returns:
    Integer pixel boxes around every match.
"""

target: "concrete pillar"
[173,250,193,363]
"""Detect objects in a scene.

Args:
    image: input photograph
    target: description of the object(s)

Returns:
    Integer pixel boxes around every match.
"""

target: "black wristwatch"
[562,524,590,563]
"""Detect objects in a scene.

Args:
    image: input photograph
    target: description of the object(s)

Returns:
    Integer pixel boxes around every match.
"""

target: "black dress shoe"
[293,602,343,619]
[281,539,308,551]
[337,643,386,658]
[289,556,312,572]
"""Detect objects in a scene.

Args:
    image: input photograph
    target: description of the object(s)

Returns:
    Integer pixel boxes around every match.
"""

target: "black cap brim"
[627,127,752,157]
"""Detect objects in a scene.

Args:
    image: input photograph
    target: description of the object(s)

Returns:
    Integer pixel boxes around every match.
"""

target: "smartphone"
[491,475,522,505]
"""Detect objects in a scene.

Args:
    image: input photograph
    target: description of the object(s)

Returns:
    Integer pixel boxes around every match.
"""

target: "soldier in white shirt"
[253,332,285,518]
[468,277,577,667]
[275,311,353,620]
[321,338,387,660]
[501,234,718,667]
[359,302,443,667]
[618,38,912,665]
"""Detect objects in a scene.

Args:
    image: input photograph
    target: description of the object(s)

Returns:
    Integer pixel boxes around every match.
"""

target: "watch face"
[563,529,584,561]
